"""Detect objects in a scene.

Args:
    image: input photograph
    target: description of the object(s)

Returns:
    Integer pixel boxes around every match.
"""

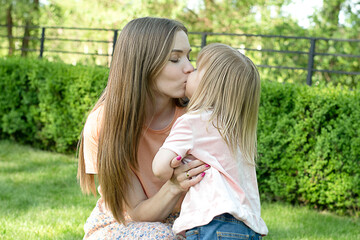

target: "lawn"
[0,140,359,240]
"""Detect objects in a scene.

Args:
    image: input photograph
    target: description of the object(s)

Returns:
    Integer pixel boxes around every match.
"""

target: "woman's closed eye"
[170,57,180,63]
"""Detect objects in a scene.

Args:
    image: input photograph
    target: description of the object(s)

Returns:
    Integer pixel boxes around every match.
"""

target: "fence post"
[112,30,118,56]
[201,33,207,48]
[39,27,45,58]
[306,38,316,86]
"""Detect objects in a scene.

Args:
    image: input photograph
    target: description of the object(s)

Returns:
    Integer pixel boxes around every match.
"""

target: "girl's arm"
[152,149,178,181]
[126,157,208,222]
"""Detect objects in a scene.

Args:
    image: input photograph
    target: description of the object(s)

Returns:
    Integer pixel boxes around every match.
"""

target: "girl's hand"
[169,156,210,193]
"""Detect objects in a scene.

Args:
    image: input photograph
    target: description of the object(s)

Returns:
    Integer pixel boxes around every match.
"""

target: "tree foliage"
[0,0,358,87]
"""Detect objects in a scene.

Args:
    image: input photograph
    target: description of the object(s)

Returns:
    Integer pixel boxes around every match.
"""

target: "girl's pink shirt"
[82,105,185,199]
[160,110,268,235]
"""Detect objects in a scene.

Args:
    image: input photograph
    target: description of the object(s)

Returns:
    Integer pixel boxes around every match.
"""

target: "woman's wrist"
[166,179,185,197]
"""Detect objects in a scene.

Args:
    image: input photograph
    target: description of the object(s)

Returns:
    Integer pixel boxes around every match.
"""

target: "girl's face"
[154,30,194,99]
[185,65,206,98]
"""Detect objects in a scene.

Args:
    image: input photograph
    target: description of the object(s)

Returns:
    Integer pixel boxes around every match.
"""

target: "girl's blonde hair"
[188,43,261,165]
[77,17,187,224]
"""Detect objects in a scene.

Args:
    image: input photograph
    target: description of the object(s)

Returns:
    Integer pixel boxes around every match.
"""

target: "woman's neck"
[145,96,176,130]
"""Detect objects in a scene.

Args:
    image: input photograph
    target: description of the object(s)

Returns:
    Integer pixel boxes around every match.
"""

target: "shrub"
[0,57,358,216]
[257,82,360,216]
[0,57,108,152]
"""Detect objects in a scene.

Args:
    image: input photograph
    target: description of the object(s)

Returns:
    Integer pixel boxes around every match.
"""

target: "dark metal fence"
[0,25,359,86]
[193,32,359,86]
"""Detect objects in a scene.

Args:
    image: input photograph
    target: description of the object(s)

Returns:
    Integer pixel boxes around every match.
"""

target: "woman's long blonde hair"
[188,43,261,165]
[77,17,187,224]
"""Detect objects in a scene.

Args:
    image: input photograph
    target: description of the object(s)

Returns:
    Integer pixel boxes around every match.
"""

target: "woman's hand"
[169,156,210,193]
[126,156,210,222]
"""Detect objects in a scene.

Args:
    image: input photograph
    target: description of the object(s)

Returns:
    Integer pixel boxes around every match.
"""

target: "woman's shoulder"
[87,105,104,124]
[84,105,104,138]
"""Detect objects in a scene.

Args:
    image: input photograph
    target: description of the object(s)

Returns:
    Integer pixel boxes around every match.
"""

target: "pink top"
[160,110,268,235]
[83,105,185,199]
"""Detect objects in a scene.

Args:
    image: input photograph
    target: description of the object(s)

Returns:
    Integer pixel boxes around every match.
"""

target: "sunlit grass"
[0,140,359,239]
[262,202,360,239]
[0,140,97,240]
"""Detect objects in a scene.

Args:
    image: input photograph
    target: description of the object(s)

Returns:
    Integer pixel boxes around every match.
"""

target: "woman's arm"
[152,149,178,181]
[126,157,209,222]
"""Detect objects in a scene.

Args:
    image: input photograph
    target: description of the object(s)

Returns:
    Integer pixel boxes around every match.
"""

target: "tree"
[6,3,14,55]
[307,0,359,87]
[0,0,42,57]
[21,0,40,56]
[0,0,357,87]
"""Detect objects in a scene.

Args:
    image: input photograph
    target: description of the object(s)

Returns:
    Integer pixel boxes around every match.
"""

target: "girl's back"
[160,110,267,235]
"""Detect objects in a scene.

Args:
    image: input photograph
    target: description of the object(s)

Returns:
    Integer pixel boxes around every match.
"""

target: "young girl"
[152,43,268,239]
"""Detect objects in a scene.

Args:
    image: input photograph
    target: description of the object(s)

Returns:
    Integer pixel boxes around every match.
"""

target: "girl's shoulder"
[179,109,212,123]
[186,109,212,117]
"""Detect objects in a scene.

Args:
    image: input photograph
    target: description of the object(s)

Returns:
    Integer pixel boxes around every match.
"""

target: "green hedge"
[0,57,359,216]
[0,57,108,152]
[257,82,359,216]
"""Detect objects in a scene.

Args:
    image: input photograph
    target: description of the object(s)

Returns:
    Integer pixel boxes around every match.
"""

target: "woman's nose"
[184,59,194,73]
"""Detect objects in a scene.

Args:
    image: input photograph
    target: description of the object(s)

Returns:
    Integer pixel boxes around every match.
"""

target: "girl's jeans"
[185,213,263,240]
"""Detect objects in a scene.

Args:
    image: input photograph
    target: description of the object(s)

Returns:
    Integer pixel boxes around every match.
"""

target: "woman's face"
[154,30,194,99]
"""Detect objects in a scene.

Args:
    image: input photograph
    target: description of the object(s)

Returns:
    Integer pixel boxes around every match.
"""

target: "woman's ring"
[186,171,190,179]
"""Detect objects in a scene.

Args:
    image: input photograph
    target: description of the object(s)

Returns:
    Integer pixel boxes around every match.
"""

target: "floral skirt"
[83,198,183,240]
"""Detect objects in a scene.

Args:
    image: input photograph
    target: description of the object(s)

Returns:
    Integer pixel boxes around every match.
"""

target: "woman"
[77,17,209,239]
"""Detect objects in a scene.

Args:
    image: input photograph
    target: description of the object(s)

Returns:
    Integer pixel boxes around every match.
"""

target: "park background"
[0,0,359,239]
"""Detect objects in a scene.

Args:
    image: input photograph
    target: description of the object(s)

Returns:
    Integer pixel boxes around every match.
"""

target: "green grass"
[0,140,97,240]
[0,140,359,240]
[262,202,360,239]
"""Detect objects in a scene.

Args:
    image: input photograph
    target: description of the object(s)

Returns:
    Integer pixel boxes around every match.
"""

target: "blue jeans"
[185,213,263,240]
